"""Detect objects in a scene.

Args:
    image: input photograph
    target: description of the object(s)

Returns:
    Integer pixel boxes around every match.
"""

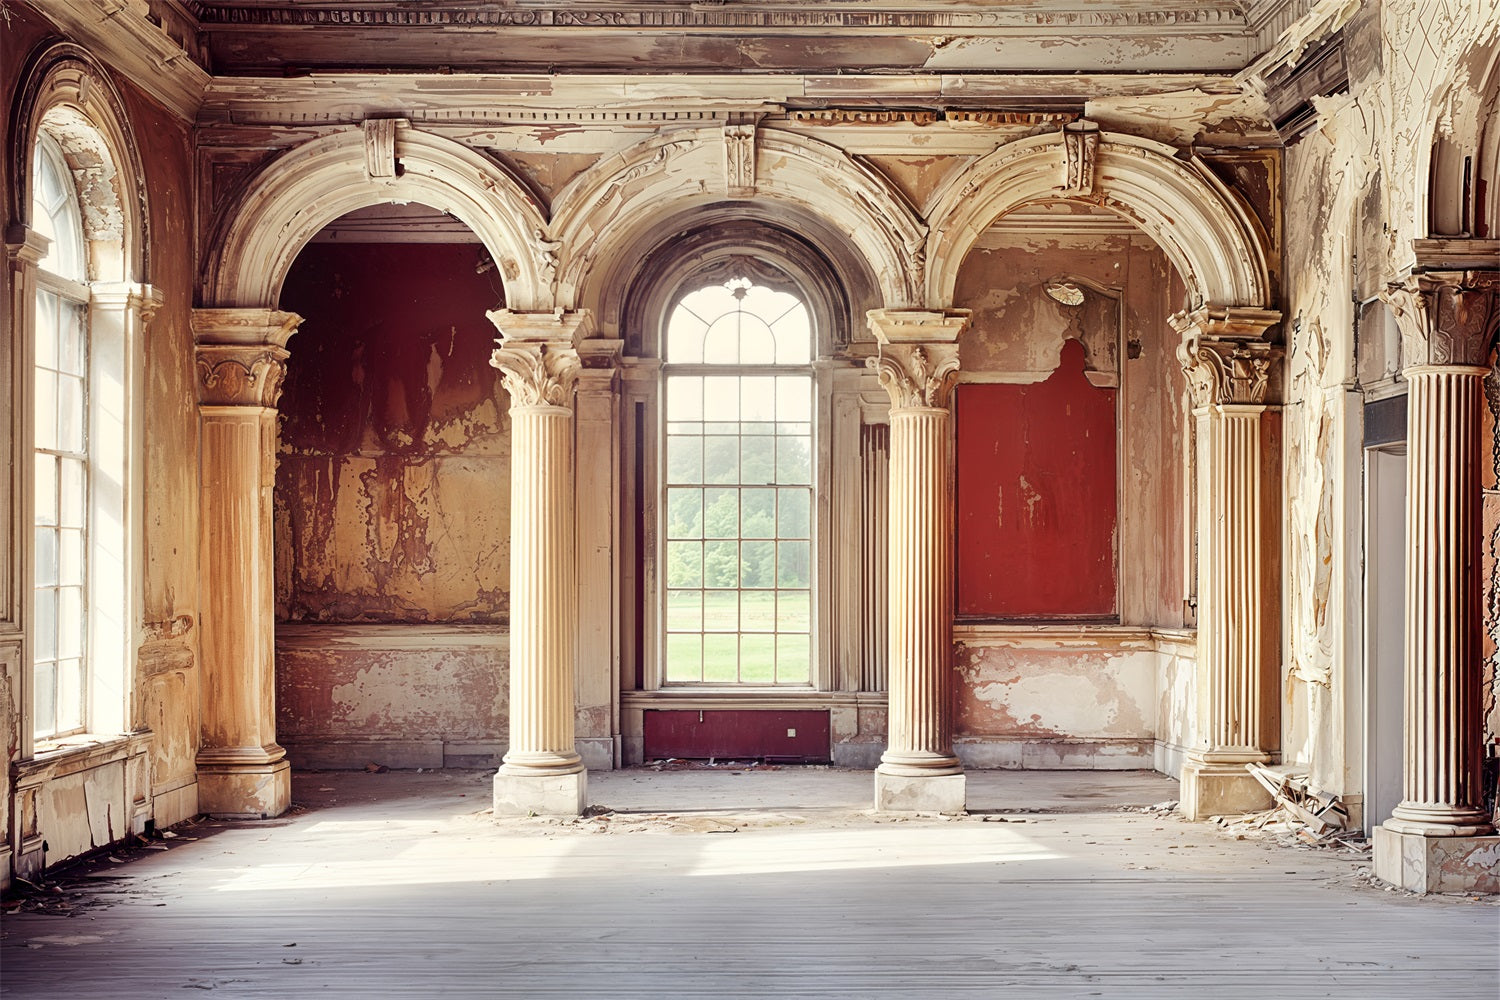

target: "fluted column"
[1173,306,1282,821]
[1374,267,1499,893]
[867,309,969,813]
[192,308,300,818]
[489,309,590,816]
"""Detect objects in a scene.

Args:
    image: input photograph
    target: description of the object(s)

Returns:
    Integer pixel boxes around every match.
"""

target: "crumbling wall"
[1277,1,1500,813]
[274,239,511,766]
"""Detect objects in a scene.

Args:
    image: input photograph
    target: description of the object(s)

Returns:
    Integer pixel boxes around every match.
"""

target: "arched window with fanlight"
[661,277,815,686]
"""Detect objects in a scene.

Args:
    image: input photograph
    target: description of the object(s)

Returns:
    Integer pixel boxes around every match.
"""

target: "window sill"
[15,730,153,781]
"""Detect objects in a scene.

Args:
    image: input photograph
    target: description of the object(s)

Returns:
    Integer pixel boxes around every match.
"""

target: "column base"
[874,767,966,814]
[1373,824,1500,894]
[196,759,291,819]
[493,767,588,817]
[1179,756,1272,820]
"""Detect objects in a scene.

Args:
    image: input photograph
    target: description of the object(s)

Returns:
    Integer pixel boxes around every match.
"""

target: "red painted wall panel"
[644,710,831,762]
[955,339,1118,618]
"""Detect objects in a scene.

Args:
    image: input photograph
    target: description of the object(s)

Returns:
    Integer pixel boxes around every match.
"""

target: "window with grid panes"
[31,134,91,739]
[662,278,814,685]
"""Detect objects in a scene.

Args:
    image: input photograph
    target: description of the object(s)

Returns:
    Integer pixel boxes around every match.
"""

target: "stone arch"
[8,41,148,283]
[203,125,549,310]
[550,127,924,324]
[926,130,1274,312]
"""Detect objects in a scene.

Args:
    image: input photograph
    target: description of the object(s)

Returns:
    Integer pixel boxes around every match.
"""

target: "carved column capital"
[191,308,302,407]
[865,308,969,410]
[1382,270,1500,370]
[488,310,595,408]
[1171,306,1282,408]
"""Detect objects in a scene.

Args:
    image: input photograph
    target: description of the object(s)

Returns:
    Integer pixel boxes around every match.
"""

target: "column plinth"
[489,311,592,816]
[1173,308,1282,820]
[192,308,300,819]
[1372,269,1499,894]
[867,309,969,814]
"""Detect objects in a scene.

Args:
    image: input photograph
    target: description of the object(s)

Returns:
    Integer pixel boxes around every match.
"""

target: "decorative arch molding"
[203,124,549,310]
[926,130,1274,312]
[1420,33,1500,242]
[8,40,149,283]
[551,127,925,316]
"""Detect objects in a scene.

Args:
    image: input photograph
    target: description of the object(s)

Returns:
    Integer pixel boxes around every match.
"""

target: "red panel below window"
[644,709,831,762]
[955,338,1118,618]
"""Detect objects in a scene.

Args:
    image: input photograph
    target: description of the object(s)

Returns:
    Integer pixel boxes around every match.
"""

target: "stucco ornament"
[490,341,581,408]
[1171,306,1282,408]
[1382,270,1500,369]
[191,307,302,407]
[867,346,961,410]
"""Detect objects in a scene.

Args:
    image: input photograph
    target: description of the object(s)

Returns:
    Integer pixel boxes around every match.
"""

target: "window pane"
[34,454,57,526]
[58,302,87,377]
[702,589,737,632]
[778,540,811,588]
[740,376,776,422]
[666,590,702,632]
[666,376,703,420]
[778,590,811,632]
[703,316,740,364]
[741,489,775,538]
[739,318,776,365]
[703,377,739,422]
[776,634,811,684]
[666,541,702,588]
[34,661,57,739]
[57,374,85,454]
[34,368,57,448]
[702,436,738,485]
[776,435,812,485]
[703,541,738,589]
[59,528,83,587]
[777,376,812,422]
[665,488,702,539]
[772,305,812,365]
[702,634,737,682]
[57,587,83,659]
[59,458,86,528]
[740,634,775,683]
[779,489,810,538]
[35,289,58,370]
[33,588,56,660]
[740,540,774,588]
[702,488,738,539]
[34,528,58,587]
[740,591,775,632]
[665,634,702,682]
[666,313,708,364]
[740,436,774,485]
[666,434,702,484]
[56,659,85,733]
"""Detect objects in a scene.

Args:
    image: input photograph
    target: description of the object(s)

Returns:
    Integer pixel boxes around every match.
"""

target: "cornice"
[32,0,210,122]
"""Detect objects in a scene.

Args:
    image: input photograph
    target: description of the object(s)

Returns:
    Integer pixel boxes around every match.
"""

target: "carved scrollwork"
[195,346,292,407]
[867,345,961,410]
[1176,336,1277,408]
[531,228,563,295]
[1382,270,1500,369]
[1062,119,1101,197]
[490,342,582,408]
[724,117,757,198]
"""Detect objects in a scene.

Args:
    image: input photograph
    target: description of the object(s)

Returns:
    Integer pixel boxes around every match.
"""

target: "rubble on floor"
[1211,763,1367,854]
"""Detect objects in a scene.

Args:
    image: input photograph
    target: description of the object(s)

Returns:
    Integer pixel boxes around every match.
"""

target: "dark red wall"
[644,710,831,762]
[955,338,1118,619]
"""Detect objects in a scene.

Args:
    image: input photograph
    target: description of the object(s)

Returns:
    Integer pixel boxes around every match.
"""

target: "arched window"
[661,277,815,685]
[31,132,93,739]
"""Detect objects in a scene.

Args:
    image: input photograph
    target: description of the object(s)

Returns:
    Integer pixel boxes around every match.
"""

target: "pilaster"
[488,309,591,816]
[866,308,969,813]
[1172,306,1282,820]
[1373,268,1499,894]
[191,308,300,819]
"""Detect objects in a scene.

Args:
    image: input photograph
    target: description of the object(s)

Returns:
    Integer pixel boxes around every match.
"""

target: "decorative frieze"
[1382,270,1500,369]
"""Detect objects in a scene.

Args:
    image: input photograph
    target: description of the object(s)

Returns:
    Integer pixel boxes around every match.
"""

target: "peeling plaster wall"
[948,226,1190,765]
[1278,1,1500,815]
[274,241,511,767]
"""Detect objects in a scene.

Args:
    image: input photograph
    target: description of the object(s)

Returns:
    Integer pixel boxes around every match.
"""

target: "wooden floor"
[2,768,1496,998]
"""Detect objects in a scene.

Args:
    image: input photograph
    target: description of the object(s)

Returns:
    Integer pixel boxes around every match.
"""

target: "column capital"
[866,307,970,345]
[191,307,302,407]
[488,309,594,407]
[1382,270,1500,369]
[486,307,595,344]
[1171,307,1283,409]
[865,309,968,411]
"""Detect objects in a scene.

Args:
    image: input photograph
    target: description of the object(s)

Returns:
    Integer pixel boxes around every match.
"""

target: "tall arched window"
[31,133,92,739]
[661,277,814,685]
